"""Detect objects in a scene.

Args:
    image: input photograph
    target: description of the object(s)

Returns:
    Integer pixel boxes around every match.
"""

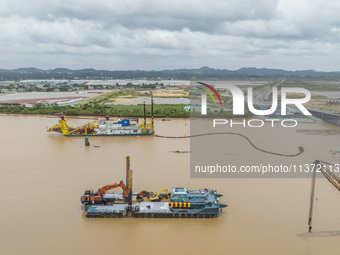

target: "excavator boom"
[150,188,169,201]
[81,180,129,205]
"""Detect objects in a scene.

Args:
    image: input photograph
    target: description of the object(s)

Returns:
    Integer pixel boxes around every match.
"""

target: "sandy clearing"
[113,97,143,103]
[152,89,188,97]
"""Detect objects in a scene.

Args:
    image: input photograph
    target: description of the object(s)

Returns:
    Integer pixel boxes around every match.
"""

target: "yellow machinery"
[149,188,169,201]
[47,116,98,136]
[47,98,155,136]
[138,121,154,133]
[138,97,155,133]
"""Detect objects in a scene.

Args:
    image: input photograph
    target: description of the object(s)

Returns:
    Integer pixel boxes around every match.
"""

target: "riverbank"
[0,103,191,118]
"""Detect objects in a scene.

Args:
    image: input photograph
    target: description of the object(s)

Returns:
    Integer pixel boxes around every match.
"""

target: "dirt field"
[152,89,188,97]
[113,97,143,103]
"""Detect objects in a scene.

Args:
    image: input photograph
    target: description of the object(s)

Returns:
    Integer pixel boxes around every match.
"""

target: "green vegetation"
[0,103,190,118]
[0,102,254,118]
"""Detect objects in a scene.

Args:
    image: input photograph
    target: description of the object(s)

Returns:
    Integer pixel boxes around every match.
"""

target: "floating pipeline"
[155,133,304,157]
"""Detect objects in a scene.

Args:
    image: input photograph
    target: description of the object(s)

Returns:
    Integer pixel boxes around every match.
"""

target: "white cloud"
[0,0,339,71]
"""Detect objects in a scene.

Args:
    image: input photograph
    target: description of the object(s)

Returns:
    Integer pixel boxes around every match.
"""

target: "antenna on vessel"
[151,97,154,132]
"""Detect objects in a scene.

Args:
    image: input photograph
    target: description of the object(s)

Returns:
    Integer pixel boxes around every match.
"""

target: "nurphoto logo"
[199,83,311,116]
[197,82,312,128]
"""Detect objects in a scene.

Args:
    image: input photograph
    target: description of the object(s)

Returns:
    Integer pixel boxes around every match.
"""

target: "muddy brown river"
[0,115,339,255]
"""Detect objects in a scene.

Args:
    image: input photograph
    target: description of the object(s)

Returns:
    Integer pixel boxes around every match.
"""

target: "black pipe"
[126,156,130,197]
[143,101,146,127]
[128,169,133,206]
[128,193,132,206]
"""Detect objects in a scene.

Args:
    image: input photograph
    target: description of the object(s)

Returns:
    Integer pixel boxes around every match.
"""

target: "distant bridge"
[308,108,340,126]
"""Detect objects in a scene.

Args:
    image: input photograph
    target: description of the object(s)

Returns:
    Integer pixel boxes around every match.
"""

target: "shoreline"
[0,113,191,119]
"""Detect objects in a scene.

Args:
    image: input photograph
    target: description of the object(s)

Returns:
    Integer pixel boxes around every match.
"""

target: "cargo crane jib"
[308,160,340,232]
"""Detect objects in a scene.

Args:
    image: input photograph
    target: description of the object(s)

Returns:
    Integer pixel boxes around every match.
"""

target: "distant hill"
[0,66,340,80]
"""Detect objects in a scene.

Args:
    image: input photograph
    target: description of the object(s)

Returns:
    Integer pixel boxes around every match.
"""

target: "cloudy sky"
[1,0,340,71]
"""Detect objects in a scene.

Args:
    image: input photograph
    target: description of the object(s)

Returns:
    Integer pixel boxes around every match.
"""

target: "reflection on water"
[0,115,340,255]
[312,91,340,99]
[0,92,100,101]
[298,230,340,238]
[105,97,190,105]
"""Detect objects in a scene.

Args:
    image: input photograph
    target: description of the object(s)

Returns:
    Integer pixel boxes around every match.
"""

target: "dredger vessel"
[47,98,154,136]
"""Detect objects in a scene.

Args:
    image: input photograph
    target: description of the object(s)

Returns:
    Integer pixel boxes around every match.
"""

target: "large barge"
[47,98,155,136]
[81,157,228,218]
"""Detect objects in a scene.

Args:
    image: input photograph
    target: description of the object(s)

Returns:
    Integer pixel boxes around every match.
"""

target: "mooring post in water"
[85,136,90,146]
[308,160,318,233]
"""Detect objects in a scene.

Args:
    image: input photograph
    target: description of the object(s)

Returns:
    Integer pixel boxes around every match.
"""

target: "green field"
[0,103,191,118]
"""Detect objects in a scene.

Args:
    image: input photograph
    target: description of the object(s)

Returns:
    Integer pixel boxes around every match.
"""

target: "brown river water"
[0,115,340,255]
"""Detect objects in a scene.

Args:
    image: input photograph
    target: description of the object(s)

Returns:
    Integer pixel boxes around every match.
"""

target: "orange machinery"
[81,180,129,205]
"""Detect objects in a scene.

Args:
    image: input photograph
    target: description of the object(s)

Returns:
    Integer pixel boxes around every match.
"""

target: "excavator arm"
[118,181,129,198]
[81,180,129,205]
[150,188,169,201]
[98,183,120,197]
[97,180,129,198]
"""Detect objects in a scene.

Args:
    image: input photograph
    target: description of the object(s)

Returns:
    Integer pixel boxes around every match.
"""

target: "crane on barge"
[308,160,340,232]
